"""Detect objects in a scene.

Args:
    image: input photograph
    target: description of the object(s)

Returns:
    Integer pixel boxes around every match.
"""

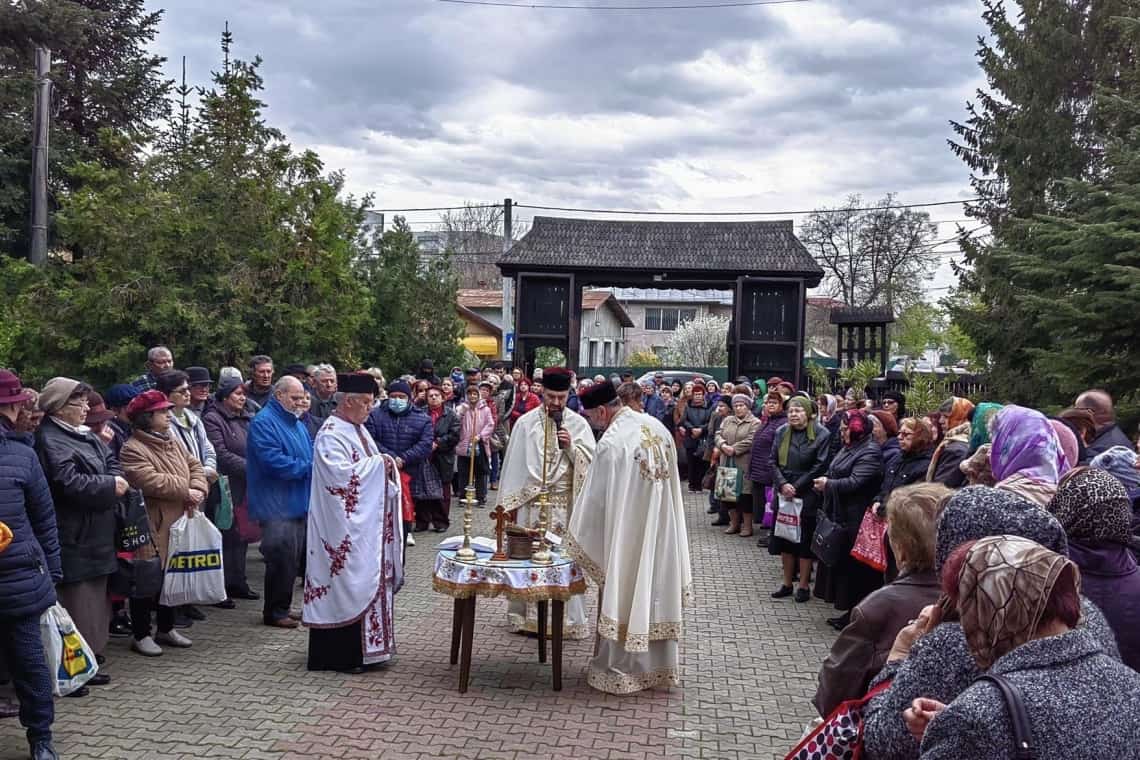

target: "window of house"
[588,340,598,366]
[645,307,698,331]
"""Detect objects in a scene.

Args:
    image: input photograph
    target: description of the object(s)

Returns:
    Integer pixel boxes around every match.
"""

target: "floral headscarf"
[1090,446,1140,500]
[843,409,871,446]
[968,402,1003,454]
[958,535,1079,670]
[1049,419,1079,471]
[1048,468,1133,544]
[989,405,1069,485]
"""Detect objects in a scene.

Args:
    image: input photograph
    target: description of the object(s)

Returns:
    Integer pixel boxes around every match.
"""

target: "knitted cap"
[935,485,1067,572]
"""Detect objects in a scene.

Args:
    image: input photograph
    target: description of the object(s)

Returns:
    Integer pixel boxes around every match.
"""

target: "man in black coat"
[1076,389,1135,457]
[0,370,63,760]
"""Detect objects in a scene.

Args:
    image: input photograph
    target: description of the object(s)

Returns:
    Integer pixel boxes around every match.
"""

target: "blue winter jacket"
[0,425,62,620]
[246,397,312,522]
[365,403,434,465]
[643,393,667,423]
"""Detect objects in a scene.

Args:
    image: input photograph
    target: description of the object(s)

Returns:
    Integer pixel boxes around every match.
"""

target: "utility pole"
[500,198,514,361]
[28,45,52,266]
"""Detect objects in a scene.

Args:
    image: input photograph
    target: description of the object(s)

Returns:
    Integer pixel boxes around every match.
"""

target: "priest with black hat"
[566,378,693,694]
[498,366,596,639]
[303,372,404,673]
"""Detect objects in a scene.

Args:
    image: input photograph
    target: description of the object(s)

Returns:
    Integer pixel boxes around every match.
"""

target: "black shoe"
[64,686,89,698]
[182,605,207,621]
[710,518,730,526]
[88,673,111,686]
[826,614,850,631]
[771,585,794,599]
[756,533,770,548]
[95,654,105,665]
[0,698,18,718]
[228,587,260,600]
[706,505,719,514]
[413,524,430,533]
[433,526,448,533]
[794,588,811,603]
[29,740,58,760]
[109,616,132,638]
[336,665,367,674]
[173,612,194,629]
[213,598,237,609]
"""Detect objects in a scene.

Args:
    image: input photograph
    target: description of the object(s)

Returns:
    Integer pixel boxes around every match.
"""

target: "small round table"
[432,548,587,693]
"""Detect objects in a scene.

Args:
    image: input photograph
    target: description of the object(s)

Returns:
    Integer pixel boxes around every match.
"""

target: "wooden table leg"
[458,596,476,693]
[537,600,548,664]
[450,598,463,665]
[552,599,564,692]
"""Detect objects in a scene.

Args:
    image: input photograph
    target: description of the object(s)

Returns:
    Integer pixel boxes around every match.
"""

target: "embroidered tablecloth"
[432,549,587,602]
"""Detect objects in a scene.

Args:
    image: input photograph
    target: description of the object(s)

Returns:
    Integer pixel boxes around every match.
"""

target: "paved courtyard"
[1,490,837,760]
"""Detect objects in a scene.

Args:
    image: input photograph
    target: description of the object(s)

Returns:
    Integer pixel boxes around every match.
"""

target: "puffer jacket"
[365,403,434,465]
[748,411,787,487]
[246,397,312,522]
[36,416,121,582]
[0,425,61,620]
[120,428,208,565]
[679,400,713,453]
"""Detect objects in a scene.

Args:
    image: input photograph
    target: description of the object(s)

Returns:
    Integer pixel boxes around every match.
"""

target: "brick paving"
[1,490,837,760]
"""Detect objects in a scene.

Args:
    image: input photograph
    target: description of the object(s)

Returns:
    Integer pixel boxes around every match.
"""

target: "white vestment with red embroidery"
[303,414,404,664]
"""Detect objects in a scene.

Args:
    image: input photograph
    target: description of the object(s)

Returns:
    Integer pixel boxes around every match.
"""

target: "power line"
[515,198,977,216]
[437,0,808,9]
[369,203,502,213]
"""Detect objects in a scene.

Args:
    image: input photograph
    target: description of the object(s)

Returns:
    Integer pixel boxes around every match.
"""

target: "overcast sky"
[153,0,990,291]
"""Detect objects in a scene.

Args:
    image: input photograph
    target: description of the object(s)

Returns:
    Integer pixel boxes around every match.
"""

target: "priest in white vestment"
[304,373,404,673]
[498,367,595,639]
[566,380,693,694]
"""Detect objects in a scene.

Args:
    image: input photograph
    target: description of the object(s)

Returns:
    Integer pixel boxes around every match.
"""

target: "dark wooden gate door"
[733,277,806,388]
[514,273,580,373]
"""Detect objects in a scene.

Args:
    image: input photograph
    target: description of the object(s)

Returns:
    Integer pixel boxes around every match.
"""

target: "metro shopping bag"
[160,513,226,606]
[39,603,98,696]
[213,475,234,531]
[714,458,743,503]
[773,495,803,543]
[850,508,889,572]
[784,680,891,760]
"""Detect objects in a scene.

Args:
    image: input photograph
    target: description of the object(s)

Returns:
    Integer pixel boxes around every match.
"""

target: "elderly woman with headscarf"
[715,393,761,536]
[906,535,1140,759]
[870,409,901,475]
[861,486,1122,760]
[814,483,949,717]
[875,418,937,516]
[1090,445,1140,507]
[925,397,974,488]
[748,390,789,545]
[958,402,1002,487]
[988,405,1070,507]
[34,378,129,690]
[812,409,884,629]
[1047,468,1140,670]
[1058,406,1097,463]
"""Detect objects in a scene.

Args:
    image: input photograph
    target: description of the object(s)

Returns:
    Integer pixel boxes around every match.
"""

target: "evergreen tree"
[0,0,170,257]
[945,0,1139,402]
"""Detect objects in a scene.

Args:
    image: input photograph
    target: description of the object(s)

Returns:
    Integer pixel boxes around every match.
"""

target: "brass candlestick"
[455,414,479,562]
[531,413,554,566]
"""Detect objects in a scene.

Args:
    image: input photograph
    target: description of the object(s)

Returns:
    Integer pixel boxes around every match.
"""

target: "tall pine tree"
[946,0,1139,403]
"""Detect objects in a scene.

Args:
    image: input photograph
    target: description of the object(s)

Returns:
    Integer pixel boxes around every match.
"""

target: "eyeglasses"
[171,386,191,395]
[66,399,90,409]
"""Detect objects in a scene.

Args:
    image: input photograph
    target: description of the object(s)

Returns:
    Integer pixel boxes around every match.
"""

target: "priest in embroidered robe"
[304,373,404,673]
[566,380,694,694]
[498,366,595,639]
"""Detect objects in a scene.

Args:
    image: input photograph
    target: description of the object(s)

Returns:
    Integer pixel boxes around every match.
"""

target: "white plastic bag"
[160,512,226,606]
[774,495,804,543]
[39,603,98,696]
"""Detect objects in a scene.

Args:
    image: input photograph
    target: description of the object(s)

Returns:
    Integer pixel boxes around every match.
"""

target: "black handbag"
[974,674,1036,759]
[811,511,850,567]
[110,551,162,599]
[115,490,151,552]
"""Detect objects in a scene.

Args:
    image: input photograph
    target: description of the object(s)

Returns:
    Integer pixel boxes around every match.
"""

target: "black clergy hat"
[579,380,617,409]
[337,373,377,395]
[542,367,573,392]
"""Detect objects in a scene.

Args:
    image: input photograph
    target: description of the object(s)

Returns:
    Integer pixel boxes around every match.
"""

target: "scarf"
[777,397,816,467]
[990,405,1069,485]
[843,409,871,446]
[1048,468,1133,544]
[958,535,1077,669]
[1049,419,1079,471]
[1090,445,1140,499]
[945,397,975,430]
[968,402,1003,454]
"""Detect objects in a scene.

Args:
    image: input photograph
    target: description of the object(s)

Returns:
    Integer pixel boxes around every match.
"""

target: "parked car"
[635,370,717,386]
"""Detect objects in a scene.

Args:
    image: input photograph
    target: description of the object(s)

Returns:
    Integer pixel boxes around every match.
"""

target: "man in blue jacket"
[0,370,62,760]
[365,380,433,548]
[247,376,313,629]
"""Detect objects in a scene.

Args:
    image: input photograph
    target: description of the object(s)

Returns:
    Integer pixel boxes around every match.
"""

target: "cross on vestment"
[491,504,510,562]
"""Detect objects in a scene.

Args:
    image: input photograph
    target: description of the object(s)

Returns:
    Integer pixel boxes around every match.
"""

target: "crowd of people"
[3,346,1140,758]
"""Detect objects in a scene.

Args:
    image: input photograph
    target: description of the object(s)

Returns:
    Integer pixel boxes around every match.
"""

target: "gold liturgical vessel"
[530,412,555,566]
[454,410,480,562]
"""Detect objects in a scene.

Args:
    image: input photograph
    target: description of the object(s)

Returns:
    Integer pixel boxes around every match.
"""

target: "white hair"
[314,363,336,379]
[147,345,172,361]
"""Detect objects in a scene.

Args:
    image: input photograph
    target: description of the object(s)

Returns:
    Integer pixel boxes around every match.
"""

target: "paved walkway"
[1,490,837,759]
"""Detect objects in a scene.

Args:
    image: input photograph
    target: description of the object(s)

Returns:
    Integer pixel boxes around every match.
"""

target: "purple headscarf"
[990,405,1069,484]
